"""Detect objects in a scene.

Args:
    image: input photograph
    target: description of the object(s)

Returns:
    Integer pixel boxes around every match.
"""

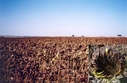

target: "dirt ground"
[0,37,127,83]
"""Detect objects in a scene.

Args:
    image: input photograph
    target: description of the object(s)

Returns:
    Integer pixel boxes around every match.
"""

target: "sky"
[0,0,127,37]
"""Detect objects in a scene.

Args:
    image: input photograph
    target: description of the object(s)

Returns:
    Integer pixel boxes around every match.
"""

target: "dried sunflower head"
[90,46,125,80]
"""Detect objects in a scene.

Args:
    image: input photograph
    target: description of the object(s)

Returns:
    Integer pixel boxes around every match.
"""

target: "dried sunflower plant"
[88,44,127,83]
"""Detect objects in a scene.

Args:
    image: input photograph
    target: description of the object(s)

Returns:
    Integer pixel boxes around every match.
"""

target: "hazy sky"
[0,0,127,36]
